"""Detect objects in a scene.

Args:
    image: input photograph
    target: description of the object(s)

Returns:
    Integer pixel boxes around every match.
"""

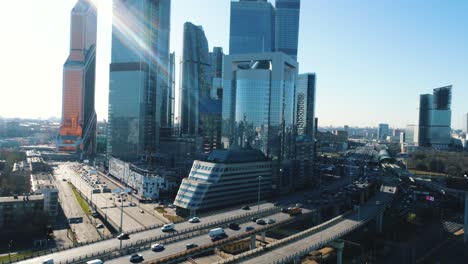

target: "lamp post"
[257,176,262,215]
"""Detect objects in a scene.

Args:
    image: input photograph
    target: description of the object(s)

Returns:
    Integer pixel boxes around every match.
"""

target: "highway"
[106,209,313,264]
[226,184,397,264]
[17,203,276,264]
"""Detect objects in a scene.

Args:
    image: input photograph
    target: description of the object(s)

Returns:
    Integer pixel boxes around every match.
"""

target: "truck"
[208,228,225,237]
[161,223,175,232]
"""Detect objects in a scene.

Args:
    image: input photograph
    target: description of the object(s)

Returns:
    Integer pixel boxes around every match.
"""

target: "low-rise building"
[30,173,59,217]
[0,195,44,230]
[174,147,273,216]
[108,157,178,200]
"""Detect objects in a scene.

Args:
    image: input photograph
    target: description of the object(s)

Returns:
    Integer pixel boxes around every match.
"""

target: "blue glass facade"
[108,0,170,160]
[179,22,211,136]
[296,73,316,138]
[275,0,300,59]
[229,0,275,54]
[222,52,298,191]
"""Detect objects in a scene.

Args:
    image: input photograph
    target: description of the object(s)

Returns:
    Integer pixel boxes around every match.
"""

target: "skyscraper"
[210,47,224,100]
[416,86,452,148]
[378,124,389,141]
[157,1,172,129]
[296,73,316,138]
[167,52,176,128]
[229,0,275,55]
[107,0,170,161]
[179,22,211,136]
[222,52,298,192]
[57,0,97,158]
[275,0,301,59]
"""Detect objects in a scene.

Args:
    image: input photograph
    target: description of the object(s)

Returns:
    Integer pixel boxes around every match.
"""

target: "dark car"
[256,219,266,225]
[186,243,198,249]
[129,253,143,263]
[211,233,228,242]
[245,226,255,232]
[228,223,240,230]
[281,208,289,213]
[117,233,129,240]
[242,205,251,210]
[251,216,258,222]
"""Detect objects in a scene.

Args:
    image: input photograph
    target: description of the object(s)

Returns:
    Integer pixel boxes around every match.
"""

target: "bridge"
[213,183,396,264]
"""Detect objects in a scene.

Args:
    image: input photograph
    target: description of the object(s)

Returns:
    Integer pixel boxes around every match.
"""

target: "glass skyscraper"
[222,52,298,191]
[107,0,171,161]
[229,0,275,55]
[57,0,97,159]
[179,22,211,136]
[275,0,301,59]
[210,47,224,100]
[296,73,316,138]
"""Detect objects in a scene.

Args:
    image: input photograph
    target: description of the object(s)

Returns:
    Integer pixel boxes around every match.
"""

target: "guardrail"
[216,187,397,264]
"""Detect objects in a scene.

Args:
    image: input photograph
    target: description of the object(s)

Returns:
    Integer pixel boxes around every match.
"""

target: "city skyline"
[0,0,467,129]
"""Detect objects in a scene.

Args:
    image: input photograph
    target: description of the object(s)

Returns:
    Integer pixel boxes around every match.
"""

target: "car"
[295,203,303,208]
[376,201,381,205]
[62,178,67,181]
[242,205,251,210]
[211,233,228,242]
[267,219,276,224]
[245,226,255,231]
[168,204,175,208]
[151,243,164,251]
[117,233,129,240]
[129,202,137,207]
[256,219,266,225]
[117,199,121,202]
[96,223,104,228]
[228,223,240,230]
[109,197,112,200]
[139,209,144,213]
[129,253,143,263]
[273,202,281,206]
[251,216,259,222]
[189,217,200,223]
[186,243,198,249]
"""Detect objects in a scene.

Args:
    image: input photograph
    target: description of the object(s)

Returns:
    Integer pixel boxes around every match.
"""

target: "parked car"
[186,243,198,249]
[256,219,266,225]
[129,253,143,263]
[245,226,255,231]
[189,217,200,223]
[117,233,129,240]
[129,202,137,207]
[228,223,240,230]
[96,223,104,229]
[151,243,164,251]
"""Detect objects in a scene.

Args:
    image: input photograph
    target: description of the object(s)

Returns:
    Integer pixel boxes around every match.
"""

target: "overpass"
[215,184,397,264]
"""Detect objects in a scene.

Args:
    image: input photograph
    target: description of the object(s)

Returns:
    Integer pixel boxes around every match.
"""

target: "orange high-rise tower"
[57,0,97,158]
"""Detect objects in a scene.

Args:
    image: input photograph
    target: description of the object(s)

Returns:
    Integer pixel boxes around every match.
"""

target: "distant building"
[296,73,316,138]
[416,86,452,148]
[464,113,468,134]
[222,52,298,192]
[405,124,416,144]
[174,147,272,216]
[30,173,59,217]
[377,124,389,141]
[316,131,348,152]
[27,157,47,173]
[57,0,97,158]
[108,157,178,200]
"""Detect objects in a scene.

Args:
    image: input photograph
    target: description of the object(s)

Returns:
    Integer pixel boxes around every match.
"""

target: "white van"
[86,260,103,264]
[42,259,54,264]
[161,223,175,232]
[208,228,225,237]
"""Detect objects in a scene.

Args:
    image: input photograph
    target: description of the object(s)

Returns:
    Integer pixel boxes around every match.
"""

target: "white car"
[189,217,200,223]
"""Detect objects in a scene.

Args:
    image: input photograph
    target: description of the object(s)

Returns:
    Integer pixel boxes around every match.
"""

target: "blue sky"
[0,0,466,129]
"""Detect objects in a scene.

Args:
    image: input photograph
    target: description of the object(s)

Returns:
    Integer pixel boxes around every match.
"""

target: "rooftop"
[207,146,269,163]
[0,195,44,203]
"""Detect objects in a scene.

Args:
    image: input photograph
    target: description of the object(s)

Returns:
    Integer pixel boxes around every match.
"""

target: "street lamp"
[257,176,262,215]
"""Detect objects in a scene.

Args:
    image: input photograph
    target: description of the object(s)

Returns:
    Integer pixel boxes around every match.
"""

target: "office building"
[222,52,298,192]
[275,0,301,59]
[107,0,171,161]
[30,173,59,217]
[0,195,45,231]
[108,157,178,200]
[296,73,316,138]
[405,124,416,144]
[210,47,224,100]
[229,0,275,54]
[174,147,272,216]
[57,0,97,158]
[416,86,452,148]
[377,124,389,141]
